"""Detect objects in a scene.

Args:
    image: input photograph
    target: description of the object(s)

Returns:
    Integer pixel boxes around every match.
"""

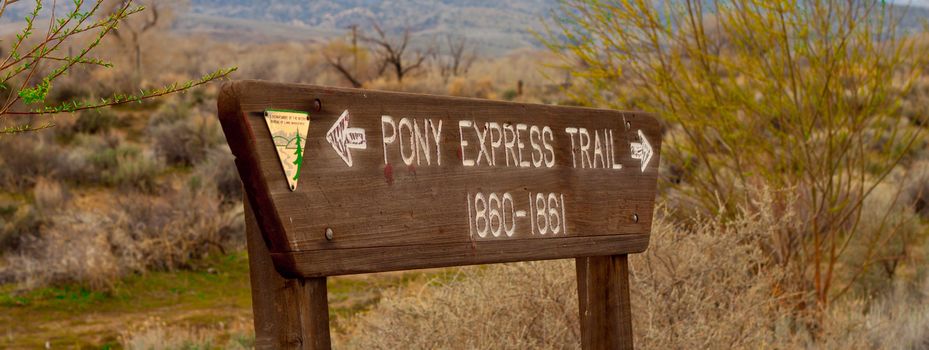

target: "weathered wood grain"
[247,201,331,349]
[220,79,662,277]
[577,255,634,349]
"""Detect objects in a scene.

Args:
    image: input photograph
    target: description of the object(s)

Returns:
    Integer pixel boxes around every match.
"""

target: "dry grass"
[338,262,580,349]
[120,316,254,350]
[903,160,929,219]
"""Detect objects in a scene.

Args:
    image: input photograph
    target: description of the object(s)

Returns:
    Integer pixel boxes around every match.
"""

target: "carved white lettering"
[530,125,543,167]
[565,127,578,168]
[565,127,623,170]
[593,131,604,168]
[579,128,591,168]
[542,126,555,168]
[398,118,415,166]
[474,122,492,166]
[431,120,443,166]
[488,122,503,166]
[610,130,622,169]
[516,123,530,168]
[413,119,430,165]
[381,116,396,164]
[459,120,475,166]
[504,123,518,166]
[468,190,567,239]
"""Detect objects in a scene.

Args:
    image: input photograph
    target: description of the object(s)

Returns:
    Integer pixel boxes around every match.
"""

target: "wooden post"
[246,201,332,350]
[576,255,634,350]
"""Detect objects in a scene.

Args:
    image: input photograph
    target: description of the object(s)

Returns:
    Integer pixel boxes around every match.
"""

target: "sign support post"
[246,201,332,349]
[577,255,634,349]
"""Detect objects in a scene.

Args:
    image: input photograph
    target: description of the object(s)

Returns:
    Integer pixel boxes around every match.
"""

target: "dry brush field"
[2,1,929,349]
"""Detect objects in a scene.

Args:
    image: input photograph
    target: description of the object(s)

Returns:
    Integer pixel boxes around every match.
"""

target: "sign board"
[218,80,662,278]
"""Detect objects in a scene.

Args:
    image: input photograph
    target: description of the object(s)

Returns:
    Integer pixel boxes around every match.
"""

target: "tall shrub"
[544,0,925,310]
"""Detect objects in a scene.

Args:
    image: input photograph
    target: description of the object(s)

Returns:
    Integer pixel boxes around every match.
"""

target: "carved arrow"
[326,110,367,167]
[630,129,653,172]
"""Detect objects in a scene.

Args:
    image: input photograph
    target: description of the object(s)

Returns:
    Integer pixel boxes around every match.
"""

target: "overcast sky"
[896,0,929,7]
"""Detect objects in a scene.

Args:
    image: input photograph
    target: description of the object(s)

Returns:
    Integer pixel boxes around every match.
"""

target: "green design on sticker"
[293,131,304,181]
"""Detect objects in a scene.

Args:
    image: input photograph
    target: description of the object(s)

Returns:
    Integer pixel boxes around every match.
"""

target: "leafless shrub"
[49,133,164,191]
[148,109,224,167]
[2,185,243,290]
[111,148,163,192]
[149,95,193,125]
[90,144,163,192]
[9,212,123,290]
[0,134,58,190]
[52,133,114,185]
[70,109,122,135]
[0,203,39,252]
[0,179,65,253]
[114,186,239,271]
[192,146,243,204]
[32,177,68,216]
[341,261,579,349]
[433,34,477,83]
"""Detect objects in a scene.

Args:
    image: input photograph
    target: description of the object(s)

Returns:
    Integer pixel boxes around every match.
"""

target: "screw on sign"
[218,80,662,349]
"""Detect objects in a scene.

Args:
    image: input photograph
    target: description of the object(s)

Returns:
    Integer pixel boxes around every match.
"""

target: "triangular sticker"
[264,110,310,191]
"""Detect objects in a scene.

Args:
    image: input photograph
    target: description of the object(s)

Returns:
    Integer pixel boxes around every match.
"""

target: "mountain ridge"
[181,0,560,55]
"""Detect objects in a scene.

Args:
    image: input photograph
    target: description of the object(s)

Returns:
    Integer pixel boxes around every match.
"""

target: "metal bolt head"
[325,227,334,240]
[633,213,639,223]
[314,99,322,112]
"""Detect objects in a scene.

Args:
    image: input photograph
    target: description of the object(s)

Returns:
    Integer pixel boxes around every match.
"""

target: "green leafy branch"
[0,0,235,134]
[10,67,237,115]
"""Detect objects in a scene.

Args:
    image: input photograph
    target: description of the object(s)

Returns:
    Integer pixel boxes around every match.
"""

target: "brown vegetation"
[340,192,929,349]
[5,177,242,290]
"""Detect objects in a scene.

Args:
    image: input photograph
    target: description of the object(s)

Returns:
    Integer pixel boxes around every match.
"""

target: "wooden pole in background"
[576,255,634,350]
[246,200,332,350]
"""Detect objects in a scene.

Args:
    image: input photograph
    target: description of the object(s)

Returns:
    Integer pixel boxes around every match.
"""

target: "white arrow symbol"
[326,110,367,167]
[630,129,653,173]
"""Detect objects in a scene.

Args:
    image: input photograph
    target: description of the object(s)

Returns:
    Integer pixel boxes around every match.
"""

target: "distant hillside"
[180,0,560,56]
[130,1,929,56]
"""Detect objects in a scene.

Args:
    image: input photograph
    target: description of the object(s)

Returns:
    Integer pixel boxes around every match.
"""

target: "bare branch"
[362,20,428,82]
[324,54,363,88]
[435,34,476,82]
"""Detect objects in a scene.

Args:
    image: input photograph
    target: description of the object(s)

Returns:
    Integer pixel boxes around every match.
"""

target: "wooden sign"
[218,80,662,278]
[220,80,662,349]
